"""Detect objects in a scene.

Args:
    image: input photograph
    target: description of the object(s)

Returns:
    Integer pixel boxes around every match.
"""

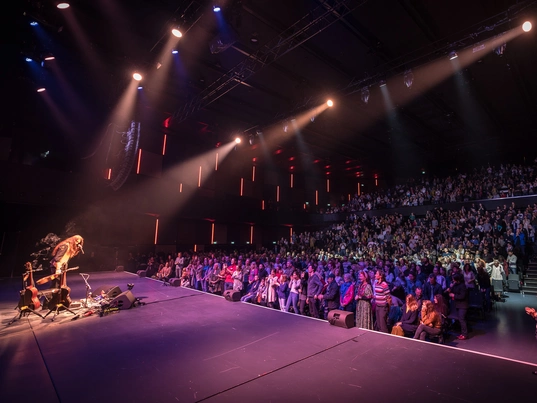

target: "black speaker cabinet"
[93,285,122,299]
[327,309,355,329]
[223,289,241,302]
[169,278,181,287]
[110,290,136,310]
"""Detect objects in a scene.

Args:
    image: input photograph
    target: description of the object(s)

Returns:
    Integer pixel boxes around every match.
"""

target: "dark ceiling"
[7,0,537,185]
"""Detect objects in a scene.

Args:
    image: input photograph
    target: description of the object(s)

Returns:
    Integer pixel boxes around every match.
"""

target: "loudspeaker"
[327,310,355,329]
[223,290,241,302]
[110,290,136,310]
[93,285,122,299]
[169,278,181,287]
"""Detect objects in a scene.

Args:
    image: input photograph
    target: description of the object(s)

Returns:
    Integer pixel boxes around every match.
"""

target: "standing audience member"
[307,265,324,318]
[284,271,301,314]
[318,273,340,319]
[374,269,391,333]
[355,270,373,330]
[276,274,290,311]
[447,273,469,340]
[339,273,355,312]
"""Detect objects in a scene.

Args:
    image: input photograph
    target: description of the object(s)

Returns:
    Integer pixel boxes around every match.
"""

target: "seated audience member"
[423,273,443,302]
[241,275,261,303]
[156,262,172,282]
[255,277,268,306]
[413,300,442,341]
[392,294,419,336]
[231,264,244,293]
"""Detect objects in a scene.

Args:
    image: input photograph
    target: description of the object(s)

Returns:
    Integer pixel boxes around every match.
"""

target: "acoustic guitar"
[47,268,73,310]
[18,262,41,310]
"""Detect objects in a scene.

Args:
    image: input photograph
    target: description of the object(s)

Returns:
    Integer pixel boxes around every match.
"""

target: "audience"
[129,162,537,343]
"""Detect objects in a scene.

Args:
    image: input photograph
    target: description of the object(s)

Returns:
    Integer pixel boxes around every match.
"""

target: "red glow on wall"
[289,156,295,161]
[313,159,320,163]
[252,157,256,162]
[290,166,294,170]
[163,117,171,128]
[275,149,283,155]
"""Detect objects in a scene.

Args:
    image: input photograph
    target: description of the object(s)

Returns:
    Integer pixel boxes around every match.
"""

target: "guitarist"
[50,235,84,288]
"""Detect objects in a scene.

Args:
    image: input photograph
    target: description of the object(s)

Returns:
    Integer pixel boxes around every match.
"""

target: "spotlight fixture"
[44,54,55,61]
[522,21,532,32]
[137,86,143,90]
[37,88,46,92]
[326,99,334,107]
[30,21,38,26]
[171,49,178,54]
[379,80,387,87]
[256,129,263,136]
[213,5,221,12]
[403,69,413,88]
[449,51,458,60]
[235,137,241,144]
[361,87,370,104]
[310,115,316,122]
[250,33,259,43]
[249,134,255,145]
[133,72,142,81]
[172,28,183,38]
[25,57,33,62]
[56,3,70,9]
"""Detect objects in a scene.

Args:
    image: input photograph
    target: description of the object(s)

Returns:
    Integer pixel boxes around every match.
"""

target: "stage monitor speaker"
[327,310,355,329]
[93,285,122,299]
[110,290,136,310]
[169,278,181,287]
[223,290,241,302]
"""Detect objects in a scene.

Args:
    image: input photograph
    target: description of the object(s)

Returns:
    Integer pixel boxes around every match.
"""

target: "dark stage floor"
[1,271,536,403]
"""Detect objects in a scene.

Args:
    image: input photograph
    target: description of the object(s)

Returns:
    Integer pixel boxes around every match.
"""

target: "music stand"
[79,273,92,308]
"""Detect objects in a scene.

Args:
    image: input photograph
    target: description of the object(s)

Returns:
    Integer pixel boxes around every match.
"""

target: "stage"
[1,271,536,402]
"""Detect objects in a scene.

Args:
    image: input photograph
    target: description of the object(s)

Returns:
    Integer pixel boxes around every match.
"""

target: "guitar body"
[23,287,41,310]
[59,286,71,308]
[19,262,41,310]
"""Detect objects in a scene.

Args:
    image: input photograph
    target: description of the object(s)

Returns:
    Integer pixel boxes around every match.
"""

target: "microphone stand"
[79,273,92,308]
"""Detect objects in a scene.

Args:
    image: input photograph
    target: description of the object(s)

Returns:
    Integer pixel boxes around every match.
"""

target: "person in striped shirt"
[374,269,391,333]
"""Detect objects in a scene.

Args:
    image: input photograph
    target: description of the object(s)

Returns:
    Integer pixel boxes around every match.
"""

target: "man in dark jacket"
[447,273,469,340]
[318,273,340,319]
[306,265,324,318]
[423,274,443,302]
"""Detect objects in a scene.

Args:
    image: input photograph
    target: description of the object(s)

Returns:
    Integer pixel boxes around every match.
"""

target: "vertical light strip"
[250,225,254,244]
[215,152,219,171]
[252,166,256,181]
[136,149,142,174]
[198,166,202,187]
[107,168,112,180]
[303,203,306,210]
[276,185,280,202]
[290,173,294,188]
[358,182,361,196]
[211,223,215,244]
[348,194,351,201]
[162,134,167,155]
[289,227,293,243]
[375,178,378,186]
[315,190,319,205]
[240,178,244,196]
[262,200,265,210]
[326,178,330,192]
[179,183,183,193]
[194,244,197,252]
[154,218,159,245]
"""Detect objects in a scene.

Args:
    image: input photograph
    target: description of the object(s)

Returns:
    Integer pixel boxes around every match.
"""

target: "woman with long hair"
[355,270,373,329]
[433,293,448,318]
[462,263,476,290]
[413,300,442,341]
[298,271,309,315]
[393,294,419,336]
